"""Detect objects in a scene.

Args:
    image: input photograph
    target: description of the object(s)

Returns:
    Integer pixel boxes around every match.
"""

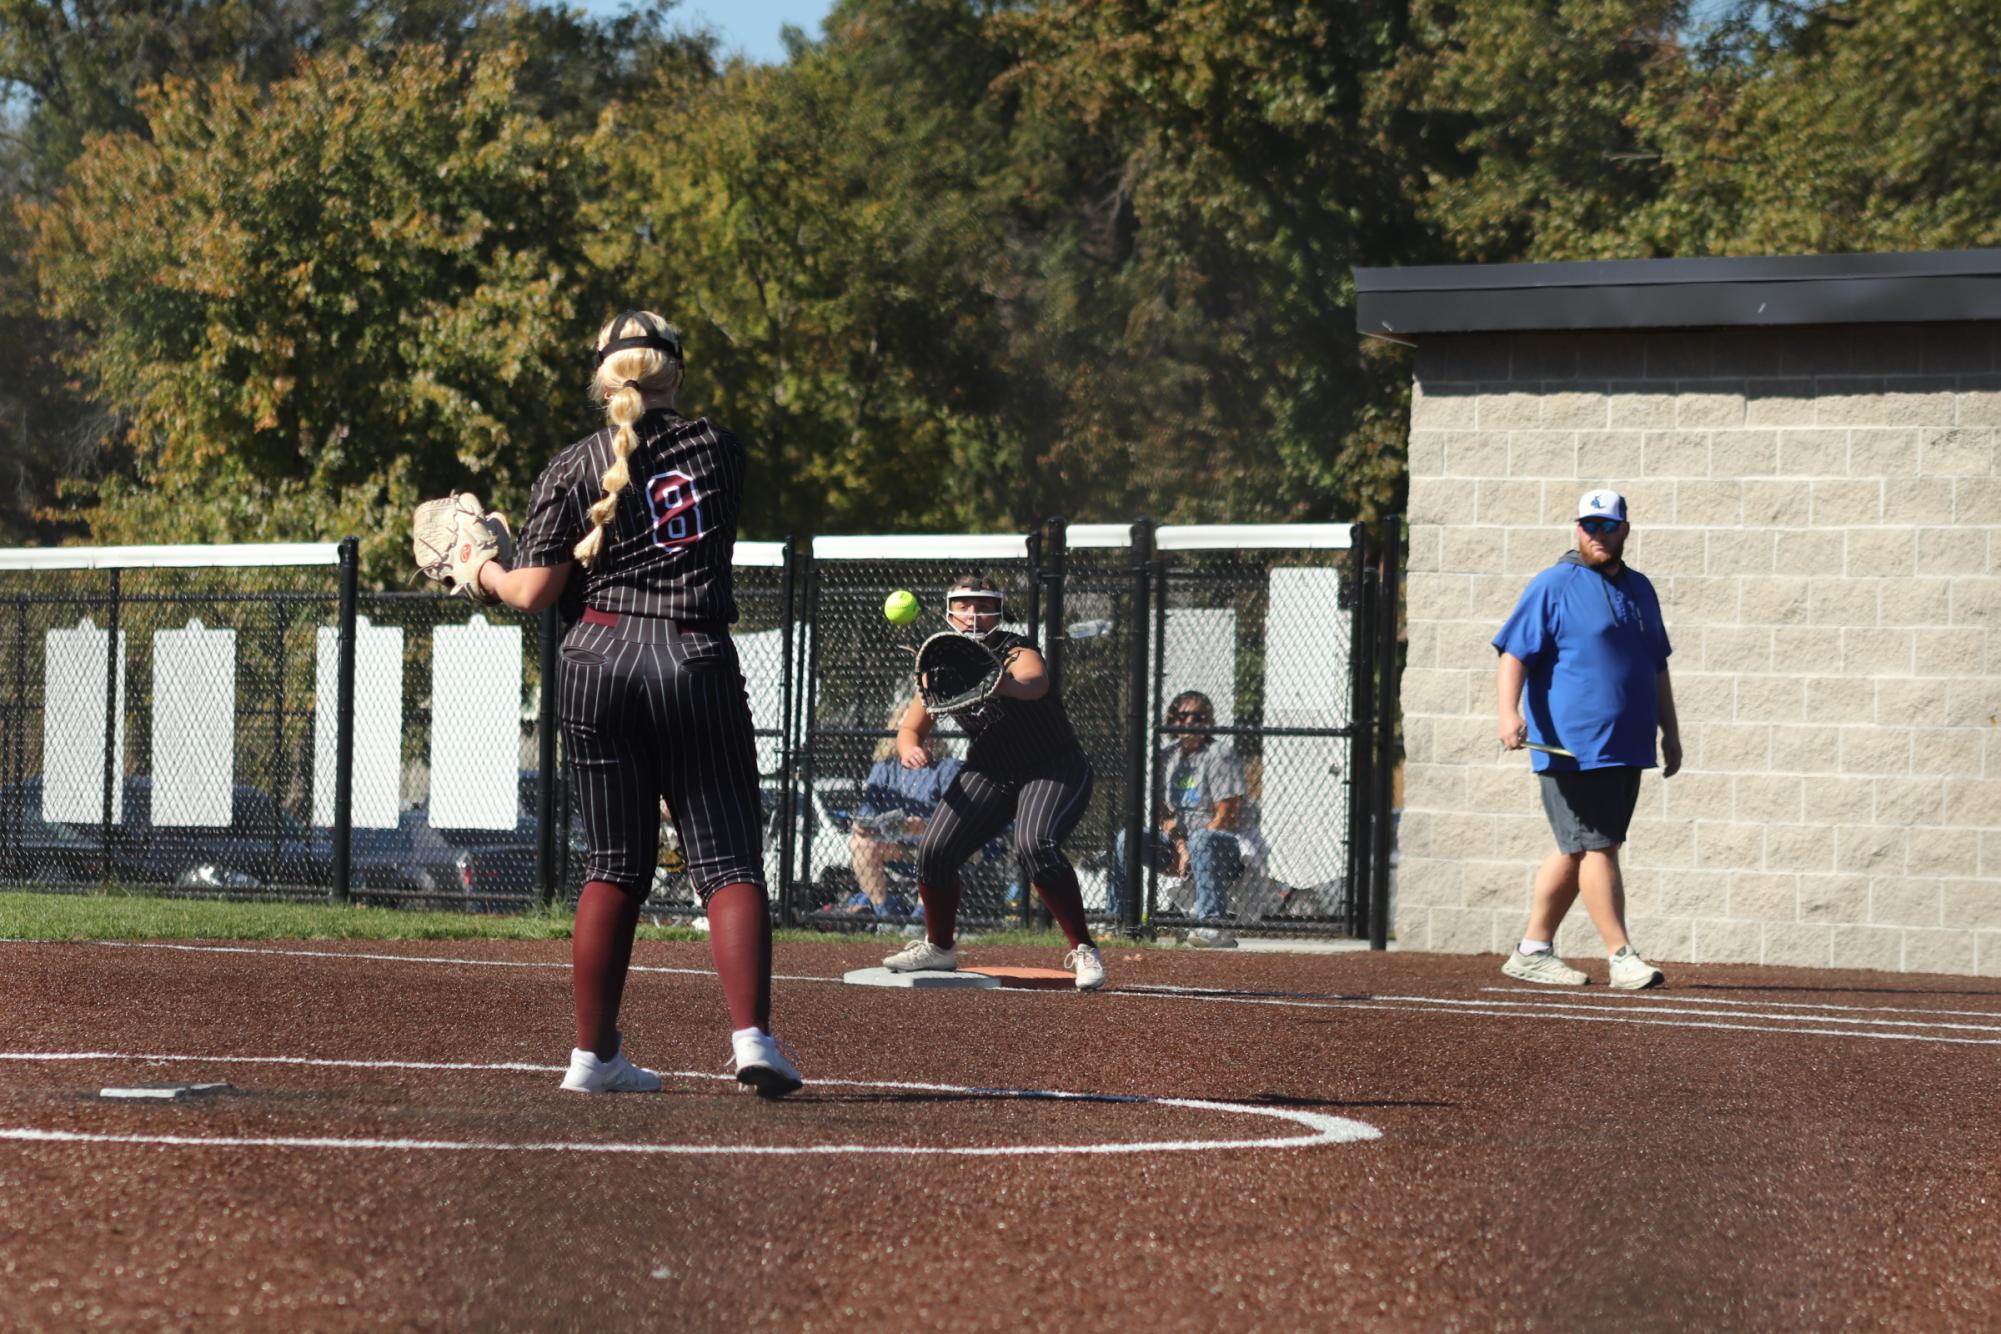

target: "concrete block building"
[1356,250,2001,976]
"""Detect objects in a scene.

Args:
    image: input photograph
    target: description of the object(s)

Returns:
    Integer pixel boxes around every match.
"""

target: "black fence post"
[99,568,120,883]
[4,598,22,872]
[4,596,23,868]
[536,604,560,910]
[1346,524,1376,940]
[1042,518,1067,691]
[1369,516,1402,951]
[330,537,359,906]
[776,537,799,928]
[271,600,289,877]
[1119,518,1155,938]
[791,552,824,927]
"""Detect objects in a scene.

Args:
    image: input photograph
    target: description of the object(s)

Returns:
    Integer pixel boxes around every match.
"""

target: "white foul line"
[22,941,2001,1048]
[1124,983,2001,1035]
[0,1052,1379,1157]
[1475,986,2001,1022]
[1113,988,2001,1046]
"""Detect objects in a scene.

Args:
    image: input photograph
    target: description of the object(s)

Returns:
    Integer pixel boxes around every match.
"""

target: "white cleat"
[882,938,958,973]
[1500,949,1590,986]
[561,1045,664,1094]
[1065,944,1107,992]
[1608,945,1666,990]
[731,1029,804,1099]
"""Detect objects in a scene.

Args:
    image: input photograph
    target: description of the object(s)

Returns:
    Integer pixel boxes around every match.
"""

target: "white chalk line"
[15,940,2001,1048]
[1138,994,2001,1046]
[1124,983,2001,1036]
[0,1051,1379,1157]
[1475,986,2001,1021]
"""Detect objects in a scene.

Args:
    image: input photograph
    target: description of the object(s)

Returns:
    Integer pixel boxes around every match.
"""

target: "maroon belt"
[581,607,724,634]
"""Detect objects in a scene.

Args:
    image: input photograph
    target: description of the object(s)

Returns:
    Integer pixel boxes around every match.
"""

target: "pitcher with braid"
[417,309,801,1097]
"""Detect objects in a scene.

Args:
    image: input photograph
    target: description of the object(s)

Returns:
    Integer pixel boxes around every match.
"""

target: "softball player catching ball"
[882,574,1106,990]
[425,309,801,1097]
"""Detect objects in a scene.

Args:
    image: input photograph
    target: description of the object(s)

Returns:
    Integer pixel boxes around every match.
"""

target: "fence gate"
[1131,525,1369,937]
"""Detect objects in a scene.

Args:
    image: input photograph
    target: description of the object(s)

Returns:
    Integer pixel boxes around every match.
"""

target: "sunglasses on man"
[1577,517,1624,535]
[1168,708,1208,721]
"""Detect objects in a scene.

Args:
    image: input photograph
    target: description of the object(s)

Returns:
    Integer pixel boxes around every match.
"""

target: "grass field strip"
[29,941,2001,1048]
[0,1053,1381,1157]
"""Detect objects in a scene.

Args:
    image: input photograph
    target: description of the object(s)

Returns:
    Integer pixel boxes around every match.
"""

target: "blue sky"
[573,0,838,65]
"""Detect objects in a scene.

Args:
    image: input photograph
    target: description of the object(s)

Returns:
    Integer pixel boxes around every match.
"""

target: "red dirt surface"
[1,937,1997,1330]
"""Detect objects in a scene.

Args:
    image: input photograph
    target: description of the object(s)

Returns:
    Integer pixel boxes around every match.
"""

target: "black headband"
[592,310,682,370]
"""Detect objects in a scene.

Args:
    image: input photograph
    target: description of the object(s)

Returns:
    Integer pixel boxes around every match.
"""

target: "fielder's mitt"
[915,632,1006,727]
[412,492,513,605]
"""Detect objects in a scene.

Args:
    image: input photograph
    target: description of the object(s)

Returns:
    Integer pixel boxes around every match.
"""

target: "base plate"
[842,967,1000,989]
[98,1082,234,1101]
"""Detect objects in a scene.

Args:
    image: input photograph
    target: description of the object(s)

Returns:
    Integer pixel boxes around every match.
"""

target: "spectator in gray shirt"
[1109,690,1246,947]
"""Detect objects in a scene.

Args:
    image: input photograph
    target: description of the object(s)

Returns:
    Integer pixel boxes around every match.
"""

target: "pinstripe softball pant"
[916,749,1094,889]
[558,614,765,901]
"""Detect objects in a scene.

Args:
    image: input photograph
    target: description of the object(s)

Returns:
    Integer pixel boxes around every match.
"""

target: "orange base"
[962,965,1076,990]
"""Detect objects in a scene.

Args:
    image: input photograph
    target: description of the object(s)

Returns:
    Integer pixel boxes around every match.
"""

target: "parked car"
[340,807,465,906]
[0,775,328,892]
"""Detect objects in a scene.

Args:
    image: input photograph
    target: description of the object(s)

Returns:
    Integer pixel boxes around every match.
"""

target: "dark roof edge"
[1354,249,2001,340]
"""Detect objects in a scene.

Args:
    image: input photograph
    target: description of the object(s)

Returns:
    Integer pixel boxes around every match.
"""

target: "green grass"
[0,889,690,942]
[0,887,1121,949]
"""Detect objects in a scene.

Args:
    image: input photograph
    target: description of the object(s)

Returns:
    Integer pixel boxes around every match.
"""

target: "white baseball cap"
[1577,489,1628,523]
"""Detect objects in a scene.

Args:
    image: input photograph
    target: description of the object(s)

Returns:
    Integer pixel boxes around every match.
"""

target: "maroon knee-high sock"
[1032,866,1094,949]
[918,878,961,949]
[705,882,772,1032]
[573,879,644,1058]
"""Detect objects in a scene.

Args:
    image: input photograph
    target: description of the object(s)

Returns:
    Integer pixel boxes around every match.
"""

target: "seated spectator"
[1109,690,1246,947]
[846,698,961,918]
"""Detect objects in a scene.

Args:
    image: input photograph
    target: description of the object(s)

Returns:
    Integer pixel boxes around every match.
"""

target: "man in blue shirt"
[1492,489,1682,989]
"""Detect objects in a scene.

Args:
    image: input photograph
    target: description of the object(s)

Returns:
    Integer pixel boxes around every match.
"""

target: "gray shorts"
[1538,768,1643,854]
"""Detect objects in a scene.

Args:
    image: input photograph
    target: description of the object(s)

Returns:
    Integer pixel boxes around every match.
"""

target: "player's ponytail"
[574,310,684,567]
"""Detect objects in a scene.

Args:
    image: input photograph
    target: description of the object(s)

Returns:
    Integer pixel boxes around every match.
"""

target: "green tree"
[590,6,1022,537]
[1389,0,2001,260]
[0,0,694,548]
[25,41,610,578]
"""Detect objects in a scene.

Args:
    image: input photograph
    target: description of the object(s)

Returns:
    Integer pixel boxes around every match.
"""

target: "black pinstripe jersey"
[515,410,746,622]
[960,631,1083,777]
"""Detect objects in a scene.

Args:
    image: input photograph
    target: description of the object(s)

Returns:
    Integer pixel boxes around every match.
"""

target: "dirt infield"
[2,938,1998,1330]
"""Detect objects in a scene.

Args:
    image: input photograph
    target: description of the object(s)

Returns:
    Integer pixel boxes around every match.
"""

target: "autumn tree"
[26,41,611,576]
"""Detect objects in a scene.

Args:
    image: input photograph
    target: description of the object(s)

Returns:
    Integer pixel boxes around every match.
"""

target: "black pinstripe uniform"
[917,631,1094,893]
[515,410,765,902]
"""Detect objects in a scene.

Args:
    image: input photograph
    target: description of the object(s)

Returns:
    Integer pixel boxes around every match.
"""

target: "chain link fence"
[0,523,1399,939]
[0,549,338,899]
[1138,527,1365,938]
[790,534,1041,932]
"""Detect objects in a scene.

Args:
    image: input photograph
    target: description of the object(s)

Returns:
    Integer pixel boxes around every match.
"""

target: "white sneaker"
[1608,945,1666,990]
[1500,948,1589,986]
[1065,944,1106,992]
[882,938,958,972]
[561,1045,664,1094]
[1185,926,1238,949]
[731,1028,804,1099]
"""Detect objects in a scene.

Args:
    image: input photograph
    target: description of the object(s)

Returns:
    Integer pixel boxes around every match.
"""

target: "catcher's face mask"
[945,591,1004,640]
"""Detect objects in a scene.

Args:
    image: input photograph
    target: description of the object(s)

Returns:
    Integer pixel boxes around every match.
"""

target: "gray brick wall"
[1399,324,2001,976]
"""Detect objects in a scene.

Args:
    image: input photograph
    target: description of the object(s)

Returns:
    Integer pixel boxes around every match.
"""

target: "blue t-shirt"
[1492,554,1672,772]
[859,755,962,838]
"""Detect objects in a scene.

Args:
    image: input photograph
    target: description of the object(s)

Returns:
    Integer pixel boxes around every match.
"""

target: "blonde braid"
[573,389,644,566]
[573,310,684,568]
